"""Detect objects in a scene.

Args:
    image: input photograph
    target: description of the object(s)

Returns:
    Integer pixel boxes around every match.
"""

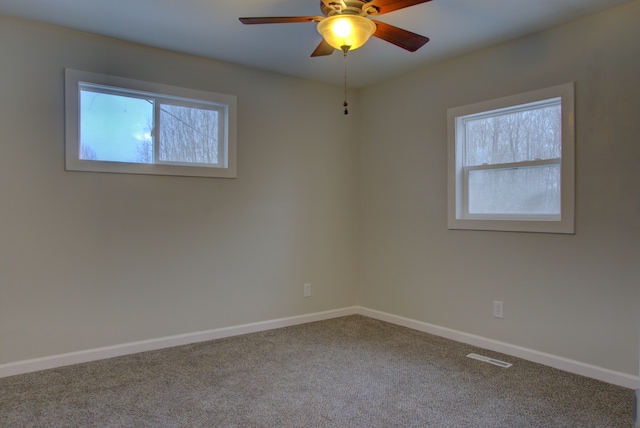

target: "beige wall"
[0,17,359,363]
[357,1,640,375]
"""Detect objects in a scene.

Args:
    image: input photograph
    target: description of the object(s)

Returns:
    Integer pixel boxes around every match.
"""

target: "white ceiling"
[0,0,633,87]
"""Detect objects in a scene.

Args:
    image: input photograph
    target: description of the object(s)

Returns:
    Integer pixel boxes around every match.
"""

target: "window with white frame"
[447,83,575,233]
[65,69,237,178]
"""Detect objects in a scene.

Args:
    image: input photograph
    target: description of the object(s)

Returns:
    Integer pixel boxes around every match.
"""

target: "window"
[65,69,237,178]
[447,83,574,233]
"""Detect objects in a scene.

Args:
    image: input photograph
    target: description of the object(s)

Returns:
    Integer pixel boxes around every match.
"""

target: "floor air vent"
[467,353,513,368]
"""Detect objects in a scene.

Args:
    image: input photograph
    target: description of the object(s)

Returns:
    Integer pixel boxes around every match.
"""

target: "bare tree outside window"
[134,130,153,164]
[80,143,98,161]
[464,104,561,166]
[158,104,220,165]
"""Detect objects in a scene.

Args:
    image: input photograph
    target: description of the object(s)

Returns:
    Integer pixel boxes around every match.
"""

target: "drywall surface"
[357,1,640,376]
[0,17,359,363]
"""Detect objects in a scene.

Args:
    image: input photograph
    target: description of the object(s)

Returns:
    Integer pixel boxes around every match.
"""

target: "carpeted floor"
[0,315,633,427]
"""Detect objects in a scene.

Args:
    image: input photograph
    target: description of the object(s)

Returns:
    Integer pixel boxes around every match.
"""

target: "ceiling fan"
[239,0,432,57]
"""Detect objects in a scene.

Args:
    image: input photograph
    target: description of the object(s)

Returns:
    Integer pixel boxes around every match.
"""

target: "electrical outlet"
[304,283,311,298]
[493,301,504,319]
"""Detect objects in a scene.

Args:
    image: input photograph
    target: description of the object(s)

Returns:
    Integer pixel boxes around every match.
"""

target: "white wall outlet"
[493,300,504,319]
[304,283,311,298]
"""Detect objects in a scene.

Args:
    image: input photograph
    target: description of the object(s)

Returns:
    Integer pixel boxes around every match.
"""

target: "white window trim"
[65,68,237,178]
[447,83,575,234]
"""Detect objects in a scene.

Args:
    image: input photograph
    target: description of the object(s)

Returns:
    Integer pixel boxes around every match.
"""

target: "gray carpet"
[0,315,633,427]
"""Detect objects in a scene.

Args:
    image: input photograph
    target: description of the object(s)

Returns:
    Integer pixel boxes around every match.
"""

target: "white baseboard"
[2,305,637,390]
[356,306,640,390]
[0,307,359,379]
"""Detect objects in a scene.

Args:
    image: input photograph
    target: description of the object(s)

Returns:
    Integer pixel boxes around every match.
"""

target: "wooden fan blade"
[372,20,429,52]
[366,0,432,15]
[239,16,321,25]
[311,39,335,57]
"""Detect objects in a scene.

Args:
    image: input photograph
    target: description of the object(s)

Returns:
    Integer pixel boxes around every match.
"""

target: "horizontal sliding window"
[65,69,236,178]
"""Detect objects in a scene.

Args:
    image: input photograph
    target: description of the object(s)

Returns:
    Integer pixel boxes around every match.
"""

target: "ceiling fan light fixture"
[317,15,376,51]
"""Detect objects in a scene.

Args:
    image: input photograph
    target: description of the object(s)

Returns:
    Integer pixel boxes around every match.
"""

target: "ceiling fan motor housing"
[320,0,380,18]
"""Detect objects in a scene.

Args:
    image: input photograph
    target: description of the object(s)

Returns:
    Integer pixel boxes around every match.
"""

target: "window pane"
[468,164,560,215]
[464,102,561,166]
[80,90,153,163]
[159,104,219,165]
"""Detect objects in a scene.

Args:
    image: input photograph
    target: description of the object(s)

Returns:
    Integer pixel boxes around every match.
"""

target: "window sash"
[79,83,226,168]
[458,105,563,221]
[460,98,562,168]
[156,101,225,168]
[462,159,561,221]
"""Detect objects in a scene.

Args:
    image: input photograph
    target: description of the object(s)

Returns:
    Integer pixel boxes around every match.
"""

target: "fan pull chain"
[341,45,350,115]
